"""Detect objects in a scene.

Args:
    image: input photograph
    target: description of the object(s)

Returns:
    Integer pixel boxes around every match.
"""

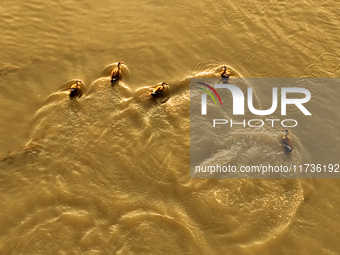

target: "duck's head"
[281,129,289,135]
[222,66,227,72]
[161,82,169,88]
[118,61,124,68]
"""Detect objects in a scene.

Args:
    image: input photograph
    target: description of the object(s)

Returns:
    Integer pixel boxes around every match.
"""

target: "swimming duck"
[281,129,293,154]
[148,82,169,98]
[69,80,82,98]
[220,66,230,79]
[111,61,124,84]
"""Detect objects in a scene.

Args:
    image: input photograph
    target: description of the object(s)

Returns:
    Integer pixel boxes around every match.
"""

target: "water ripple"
[247,52,276,76]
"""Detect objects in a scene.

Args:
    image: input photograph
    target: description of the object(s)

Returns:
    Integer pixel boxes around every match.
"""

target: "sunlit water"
[1,0,340,254]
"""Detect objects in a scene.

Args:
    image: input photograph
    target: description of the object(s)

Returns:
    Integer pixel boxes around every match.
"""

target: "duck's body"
[220,66,230,79]
[282,129,293,154]
[148,82,169,98]
[111,61,123,84]
[69,80,82,98]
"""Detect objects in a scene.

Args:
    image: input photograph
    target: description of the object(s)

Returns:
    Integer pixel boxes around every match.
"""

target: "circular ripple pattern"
[318,53,340,73]
[193,59,223,74]
[247,52,276,76]
[186,178,303,247]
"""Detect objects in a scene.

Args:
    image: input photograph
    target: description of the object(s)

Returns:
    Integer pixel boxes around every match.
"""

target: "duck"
[69,80,82,98]
[148,82,169,98]
[281,129,293,154]
[220,65,230,79]
[111,61,124,84]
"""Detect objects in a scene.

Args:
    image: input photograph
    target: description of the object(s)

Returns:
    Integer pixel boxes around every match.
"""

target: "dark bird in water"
[69,80,82,98]
[220,65,230,79]
[111,61,124,84]
[281,129,293,154]
[148,82,169,98]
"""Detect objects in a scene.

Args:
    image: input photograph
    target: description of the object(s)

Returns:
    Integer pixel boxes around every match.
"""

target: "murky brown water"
[1,0,340,254]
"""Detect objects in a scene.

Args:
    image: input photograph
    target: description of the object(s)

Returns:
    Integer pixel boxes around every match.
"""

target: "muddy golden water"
[1,0,340,254]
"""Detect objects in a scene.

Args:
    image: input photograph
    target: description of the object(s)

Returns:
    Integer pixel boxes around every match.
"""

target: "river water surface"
[1,0,340,254]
